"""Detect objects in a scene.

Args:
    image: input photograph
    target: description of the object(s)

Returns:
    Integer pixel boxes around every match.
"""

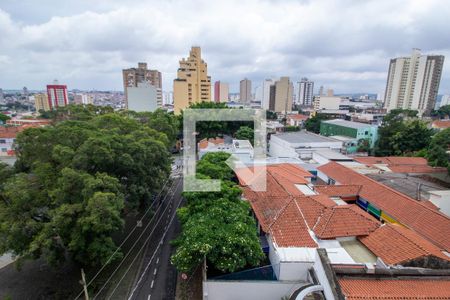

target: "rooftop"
[360,223,450,266]
[322,119,377,129]
[318,162,450,252]
[273,131,341,144]
[313,185,362,197]
[432,119,450,129]
[313,205,380,239]
[339,277,450,300]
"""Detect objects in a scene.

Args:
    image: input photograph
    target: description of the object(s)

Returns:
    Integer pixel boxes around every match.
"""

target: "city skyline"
[1,0,450,95]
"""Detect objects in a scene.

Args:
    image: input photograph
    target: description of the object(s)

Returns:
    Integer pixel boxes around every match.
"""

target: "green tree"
[171,199,263,273]
[427,128,450,168]
[305,114,329,134]
[171,152,264,274]
[0,107,173,267]
[0,113,11,123]
[390,120,433,155]
[235,126,254,145]
[432,105,450,119]
[375,109,422,156]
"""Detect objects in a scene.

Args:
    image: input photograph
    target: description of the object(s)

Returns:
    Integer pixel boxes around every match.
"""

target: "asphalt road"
[129,161,184,300]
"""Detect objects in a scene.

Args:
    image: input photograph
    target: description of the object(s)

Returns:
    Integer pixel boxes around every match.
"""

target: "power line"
[73,177,173,300]
[92,179,181,300]
[123,185,183,300]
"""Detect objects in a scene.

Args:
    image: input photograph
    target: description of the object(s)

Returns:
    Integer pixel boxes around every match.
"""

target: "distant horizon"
[1,0,450,94]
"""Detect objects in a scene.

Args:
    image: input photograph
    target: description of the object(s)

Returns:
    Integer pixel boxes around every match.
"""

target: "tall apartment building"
[173,46,211,114]
[0,88,3,101]
[440,95,450,108]
[74,94,94,105]
[261,79,274,110]
[240,78,252,104]
[298,78,314,106]
[46,81,68,109]
[123,62,162,109]
[34,93,50,111]
[384,49,444,116]
[214,81,229,103]
[269,77,293,113]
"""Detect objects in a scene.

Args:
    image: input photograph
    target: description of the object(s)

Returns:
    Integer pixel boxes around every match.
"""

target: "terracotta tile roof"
[314,185,362,197]
[339,277,450,300]
[353,156,445,173]
[353,157,391,165]
[235,164,312,196]
[313,205,380,239]
[421,200,440,211]
[359,223,450,265]
[0,126,25,139]
[432,120,450,129]
[269,199,317,248]
[317,162,450,252]
[287,114,309,121]
[294,195,335,228]
[388,164,447,173]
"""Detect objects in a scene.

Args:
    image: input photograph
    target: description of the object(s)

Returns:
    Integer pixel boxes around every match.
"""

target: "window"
[0,139,5,144]
[1,148,7,152]
[365,131,368,135]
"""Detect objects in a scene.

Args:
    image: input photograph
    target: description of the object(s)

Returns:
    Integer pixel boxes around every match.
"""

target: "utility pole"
[80,268,89,300]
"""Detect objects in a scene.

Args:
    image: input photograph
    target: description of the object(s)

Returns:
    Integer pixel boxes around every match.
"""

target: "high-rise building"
[319,86,324,96]
[34,93,50,111]
[46,81,68,109]
[214,81,229,103]
[298,78,314,106]
[123,62,162,109]
[262,79,274,110]
[384,49,444,116]
[173,46,211,114]
[440,95,450,108]
[22,87,29,100]
[326,89,334,97]
[268,77,293,113]
[0,88,4,101]
[74,94,94,105]
[127,82,161,112]
[240,78,252,104]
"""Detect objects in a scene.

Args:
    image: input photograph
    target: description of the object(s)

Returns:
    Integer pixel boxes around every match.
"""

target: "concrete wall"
[203,280,308,300]
[313,251,336,300]
[127,83,158,112]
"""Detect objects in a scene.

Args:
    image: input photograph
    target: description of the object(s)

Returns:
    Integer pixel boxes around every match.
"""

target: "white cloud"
[0,0,449,94]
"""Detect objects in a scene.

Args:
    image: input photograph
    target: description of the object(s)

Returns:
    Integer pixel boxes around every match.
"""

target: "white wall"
[127,83,158,112]
[429,191,450,217]
[313,250,335,300]
[203,280,308,300]
[269,135,299,158]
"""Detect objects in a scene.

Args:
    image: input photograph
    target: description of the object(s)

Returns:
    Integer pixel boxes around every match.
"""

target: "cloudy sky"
[1,0,449,94]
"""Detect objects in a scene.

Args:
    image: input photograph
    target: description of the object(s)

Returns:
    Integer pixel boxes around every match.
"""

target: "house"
[0,127,21,156]
[431,119,450,130]
[353,156,447,173]
[317,161,450,253]
[287,114,309,127]
[320,119,378,149]
[197,137,254,163]
[269,131,343,160]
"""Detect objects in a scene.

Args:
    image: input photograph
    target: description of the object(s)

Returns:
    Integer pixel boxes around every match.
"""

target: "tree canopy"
[235,126,254,145]
[171,152,264,274]
[375,109,432,156]
[0,106,174,267]
[305,113,329,134]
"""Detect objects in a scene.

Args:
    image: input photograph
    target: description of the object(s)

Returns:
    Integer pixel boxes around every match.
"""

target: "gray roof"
[274,131,340,143]
[322,119,376,129]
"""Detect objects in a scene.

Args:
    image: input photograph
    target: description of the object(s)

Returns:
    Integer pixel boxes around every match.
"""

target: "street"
[128,158,184,300]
